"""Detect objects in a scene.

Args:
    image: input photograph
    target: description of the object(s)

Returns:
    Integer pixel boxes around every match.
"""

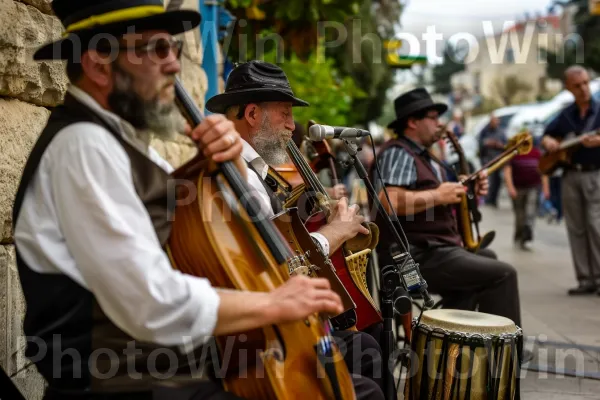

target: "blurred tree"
[432,42,467,95]
[493,75,534,106]
[327,0,404,127]
[223,0,404,127]
[546,0,600,78]
[260,47,367,127]
[224,0,362,61]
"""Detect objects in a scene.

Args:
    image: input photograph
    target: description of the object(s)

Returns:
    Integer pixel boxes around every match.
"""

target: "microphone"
[308,124,370,141]
[390,246,435,309]
[392,286,412,316]
[380,265,413,316]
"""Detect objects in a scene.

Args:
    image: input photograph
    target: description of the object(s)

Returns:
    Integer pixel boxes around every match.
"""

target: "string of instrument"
[171,80,530,399]
[170,79,356,399]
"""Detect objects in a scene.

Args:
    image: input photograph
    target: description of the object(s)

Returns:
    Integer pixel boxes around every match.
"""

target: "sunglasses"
[124,37,183,60]
[97,37,184,61]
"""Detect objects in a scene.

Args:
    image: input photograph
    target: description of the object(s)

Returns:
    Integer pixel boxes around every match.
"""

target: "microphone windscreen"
[308,124,325,141]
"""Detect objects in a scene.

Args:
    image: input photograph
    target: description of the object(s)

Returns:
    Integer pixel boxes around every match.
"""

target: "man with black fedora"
[13,1,346,399]
[207,60,385,400]
[372,87,523,329]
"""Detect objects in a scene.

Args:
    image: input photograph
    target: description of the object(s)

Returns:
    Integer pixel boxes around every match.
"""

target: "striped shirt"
[375,137,443,192]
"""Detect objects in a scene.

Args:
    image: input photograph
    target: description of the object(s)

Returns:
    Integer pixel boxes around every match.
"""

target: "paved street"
[392,193,600,399]
[477,194,600,399]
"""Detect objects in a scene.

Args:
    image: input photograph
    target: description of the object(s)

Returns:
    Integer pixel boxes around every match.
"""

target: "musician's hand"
[267,276,343,320]
[508,187,517,200]
[188,114,247,179]
[435,182,465,205]
[318,197,370,254]
[326,184,348,200]
[475,170,489,197]
[542,136,560,152]
[581,135,600,148]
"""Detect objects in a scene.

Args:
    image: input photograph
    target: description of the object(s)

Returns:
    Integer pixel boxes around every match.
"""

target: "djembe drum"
[405,309,522,400]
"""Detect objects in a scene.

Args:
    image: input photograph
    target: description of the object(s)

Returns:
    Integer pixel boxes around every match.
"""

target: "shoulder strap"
[247,162,284,214]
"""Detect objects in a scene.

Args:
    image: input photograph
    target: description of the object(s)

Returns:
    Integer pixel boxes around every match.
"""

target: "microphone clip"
[391,250,435,309]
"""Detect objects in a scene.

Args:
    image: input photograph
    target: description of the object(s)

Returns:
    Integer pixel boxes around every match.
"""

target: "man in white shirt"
[14,2,345,399]
[206,60,385,400]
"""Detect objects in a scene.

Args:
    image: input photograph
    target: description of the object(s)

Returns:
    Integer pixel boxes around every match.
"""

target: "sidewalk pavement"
[478,197,600,399]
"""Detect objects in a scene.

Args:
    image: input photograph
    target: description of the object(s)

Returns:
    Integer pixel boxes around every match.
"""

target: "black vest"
[371,138,462,266]
[12,94,209,393]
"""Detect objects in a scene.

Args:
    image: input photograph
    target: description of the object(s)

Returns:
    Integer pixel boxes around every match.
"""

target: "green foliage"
[326,0,401,126]
[222,0,403,126]
[258,48,367,127]
[432,43,466,95]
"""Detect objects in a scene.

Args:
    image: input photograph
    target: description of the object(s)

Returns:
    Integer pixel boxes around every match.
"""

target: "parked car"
[506,78,600,139]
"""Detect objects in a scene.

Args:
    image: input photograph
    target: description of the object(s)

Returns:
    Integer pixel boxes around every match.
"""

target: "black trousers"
[410,242,522,328]
[149,331,386,400]
[44,331,384,400]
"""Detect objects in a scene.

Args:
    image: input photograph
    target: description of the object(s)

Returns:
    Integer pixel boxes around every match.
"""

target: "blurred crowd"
[300,111,562,253]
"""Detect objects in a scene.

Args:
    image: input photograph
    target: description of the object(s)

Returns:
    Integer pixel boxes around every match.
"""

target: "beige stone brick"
[0,245,46,399]
[0,98,50,243]
[0,0,68,107]
[18,0,53,15]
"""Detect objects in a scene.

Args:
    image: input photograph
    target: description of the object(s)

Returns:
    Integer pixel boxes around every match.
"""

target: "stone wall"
[0,0,208,398]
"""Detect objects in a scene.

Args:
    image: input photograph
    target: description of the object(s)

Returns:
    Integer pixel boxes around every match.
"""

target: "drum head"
[419,309,519,335]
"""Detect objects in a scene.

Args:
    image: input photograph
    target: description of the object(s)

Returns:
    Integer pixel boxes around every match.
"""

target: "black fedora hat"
[33,0,201,61]
[206,60,309,114]
[387,88,448,131]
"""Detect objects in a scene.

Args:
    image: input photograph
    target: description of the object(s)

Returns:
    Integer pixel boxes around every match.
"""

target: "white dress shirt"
[14,85,219,349]
[241,140,330,255]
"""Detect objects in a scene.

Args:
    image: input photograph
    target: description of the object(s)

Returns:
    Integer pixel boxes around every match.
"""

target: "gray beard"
[253,135,290,165]
[251,119,291,166]
[107,63,185,141]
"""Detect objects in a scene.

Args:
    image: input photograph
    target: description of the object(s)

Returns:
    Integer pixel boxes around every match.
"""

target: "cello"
[167,79,356,400]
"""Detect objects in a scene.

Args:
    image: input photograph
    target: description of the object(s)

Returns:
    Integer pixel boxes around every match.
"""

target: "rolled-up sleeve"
[48,123,220,348]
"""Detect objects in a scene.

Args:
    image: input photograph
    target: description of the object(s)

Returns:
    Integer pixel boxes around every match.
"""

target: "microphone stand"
[337,132,434,400]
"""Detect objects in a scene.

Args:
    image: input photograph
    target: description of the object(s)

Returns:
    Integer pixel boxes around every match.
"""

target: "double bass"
[167,79,356,399]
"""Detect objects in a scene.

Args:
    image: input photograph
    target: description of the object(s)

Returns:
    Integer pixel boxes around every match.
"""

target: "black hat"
[387,88,448,131]
[206,60,309,114]
[33,0,201,61]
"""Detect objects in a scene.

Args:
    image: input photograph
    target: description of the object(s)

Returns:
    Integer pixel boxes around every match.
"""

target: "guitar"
[538,129,600,175]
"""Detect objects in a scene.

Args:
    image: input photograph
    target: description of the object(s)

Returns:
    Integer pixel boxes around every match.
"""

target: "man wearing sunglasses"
[13,1,345,399]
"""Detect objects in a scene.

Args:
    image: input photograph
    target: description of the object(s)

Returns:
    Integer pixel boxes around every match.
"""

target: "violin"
[284,140,383,331]
[168,79,356,399]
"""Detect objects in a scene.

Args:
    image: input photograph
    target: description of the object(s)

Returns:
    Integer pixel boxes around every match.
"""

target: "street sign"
[386,54,428,69]
[384,40,427,68]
